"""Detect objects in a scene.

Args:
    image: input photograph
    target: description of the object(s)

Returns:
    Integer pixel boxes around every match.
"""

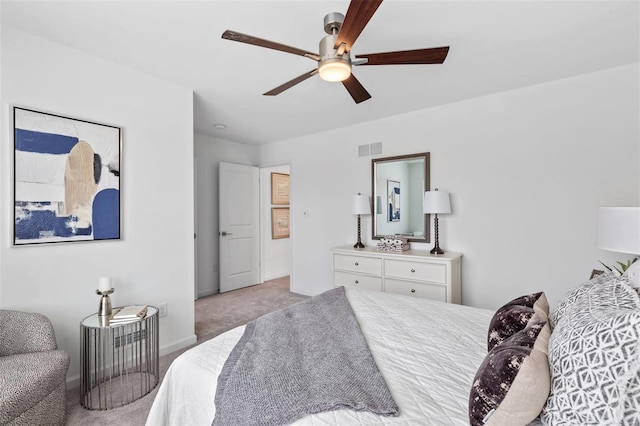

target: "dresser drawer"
[334,254,382,275]
[384,279,446,302]
[384,259,446,284]
[334,271,382,292]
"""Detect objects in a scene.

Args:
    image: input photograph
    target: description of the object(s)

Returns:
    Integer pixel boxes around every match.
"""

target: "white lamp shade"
[597,207,640,255]
[423,190,451,214]
[352,194,371,215]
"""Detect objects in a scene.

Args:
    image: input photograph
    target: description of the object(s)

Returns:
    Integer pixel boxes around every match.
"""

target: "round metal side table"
[80,306,159,410]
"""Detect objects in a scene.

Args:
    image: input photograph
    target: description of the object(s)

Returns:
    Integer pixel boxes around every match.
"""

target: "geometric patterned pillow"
[541,280,640,425]
[542,311,640,425]
[623,259,640,288]
[549,270,617,328]
[470,322,551,426]
[616,274,640,426]
[564,276,640,425]
[563,276,640,322]
[624,372,640,426]
[487,292,549,351]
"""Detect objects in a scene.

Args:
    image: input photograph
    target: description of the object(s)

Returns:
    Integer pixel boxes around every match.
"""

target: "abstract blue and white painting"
[13,107,121,245]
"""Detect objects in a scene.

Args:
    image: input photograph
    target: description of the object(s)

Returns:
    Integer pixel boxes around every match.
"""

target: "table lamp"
[352,193,371,249]
[423,188,451,255]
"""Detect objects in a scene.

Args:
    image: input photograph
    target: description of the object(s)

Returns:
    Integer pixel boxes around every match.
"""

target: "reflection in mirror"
[387,180,401,222]
[372,153,430,242]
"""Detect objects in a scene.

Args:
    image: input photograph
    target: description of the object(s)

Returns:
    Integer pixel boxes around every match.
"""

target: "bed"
[147,273,640,426]
[148,288,541,425]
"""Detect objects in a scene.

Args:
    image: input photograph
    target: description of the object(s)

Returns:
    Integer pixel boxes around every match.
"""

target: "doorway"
[193,159,291,298]
[259,165,291,283]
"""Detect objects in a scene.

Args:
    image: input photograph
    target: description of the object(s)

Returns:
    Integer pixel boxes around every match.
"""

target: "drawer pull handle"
[355,262,359,266]
[355,280,359,284]
[410,268,416,273]
[411,289,416,293]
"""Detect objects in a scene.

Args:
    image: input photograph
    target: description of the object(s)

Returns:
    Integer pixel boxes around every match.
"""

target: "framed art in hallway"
[271,172,289,205]
[13,107,122,245]
[272,207,290,239]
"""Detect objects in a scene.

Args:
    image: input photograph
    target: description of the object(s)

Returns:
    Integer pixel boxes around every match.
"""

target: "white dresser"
[332,245,462,304]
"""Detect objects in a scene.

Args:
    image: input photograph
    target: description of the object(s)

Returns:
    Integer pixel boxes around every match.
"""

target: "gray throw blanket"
[212,286,399,426]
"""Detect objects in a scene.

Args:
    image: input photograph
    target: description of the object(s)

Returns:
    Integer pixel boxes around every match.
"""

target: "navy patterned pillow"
[487,292,549,351]
[470,322,551,426]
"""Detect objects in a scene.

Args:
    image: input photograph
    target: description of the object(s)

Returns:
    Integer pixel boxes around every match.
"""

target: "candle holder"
[96,288,114,316]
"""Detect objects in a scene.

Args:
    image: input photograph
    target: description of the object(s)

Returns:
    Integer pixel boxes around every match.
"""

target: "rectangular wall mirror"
[372,152,430,242]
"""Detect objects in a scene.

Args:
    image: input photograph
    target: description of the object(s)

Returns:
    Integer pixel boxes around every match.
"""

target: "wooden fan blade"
[355,47,450,65]
[342,74,371,104]
[263,69,318,96]
[222,30,320,60]
[334,0,383,52]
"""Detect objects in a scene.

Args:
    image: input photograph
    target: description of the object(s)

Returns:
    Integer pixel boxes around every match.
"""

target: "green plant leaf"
[599,259,635,275]
[599,260,613,272]
[618,259,635,272]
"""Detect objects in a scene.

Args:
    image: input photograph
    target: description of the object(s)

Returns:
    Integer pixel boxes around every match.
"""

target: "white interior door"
[219,162,260,292]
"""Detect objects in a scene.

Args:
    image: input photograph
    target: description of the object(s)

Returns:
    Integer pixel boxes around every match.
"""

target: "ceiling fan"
[221,0,449,104]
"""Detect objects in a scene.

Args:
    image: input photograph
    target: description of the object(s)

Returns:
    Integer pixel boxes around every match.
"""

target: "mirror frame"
[371,152,431,243]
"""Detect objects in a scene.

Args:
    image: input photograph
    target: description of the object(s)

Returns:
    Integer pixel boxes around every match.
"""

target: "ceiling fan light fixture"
[222,1,448,103]
[318,59,351,82]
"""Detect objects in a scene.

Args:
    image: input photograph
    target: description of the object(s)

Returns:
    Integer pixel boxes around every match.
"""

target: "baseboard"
[197,288,217,299]
[264,273,290,282]
[160,334,198,357]
[65,334,198,388]
[67,375,80,389]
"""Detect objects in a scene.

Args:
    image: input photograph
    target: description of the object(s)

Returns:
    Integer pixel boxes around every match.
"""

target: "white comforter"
[146,289,531,425]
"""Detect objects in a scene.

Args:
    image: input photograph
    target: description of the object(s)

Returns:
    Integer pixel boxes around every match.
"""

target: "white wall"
[194,133,258,297]
[0,26,196,383]
[260,165,291,281]
[259,63,640,310]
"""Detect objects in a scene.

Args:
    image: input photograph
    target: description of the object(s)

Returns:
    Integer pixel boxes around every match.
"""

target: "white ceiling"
[1,1,638,145]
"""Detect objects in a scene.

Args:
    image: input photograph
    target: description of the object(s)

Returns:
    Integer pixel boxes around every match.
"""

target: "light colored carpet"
[65,276,307,426]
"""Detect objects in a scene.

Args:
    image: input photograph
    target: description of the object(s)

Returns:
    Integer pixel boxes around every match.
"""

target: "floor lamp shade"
[597,207,640,255]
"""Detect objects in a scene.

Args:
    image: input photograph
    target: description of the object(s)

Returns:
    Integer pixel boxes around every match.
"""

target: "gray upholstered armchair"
[0,310,70,425]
